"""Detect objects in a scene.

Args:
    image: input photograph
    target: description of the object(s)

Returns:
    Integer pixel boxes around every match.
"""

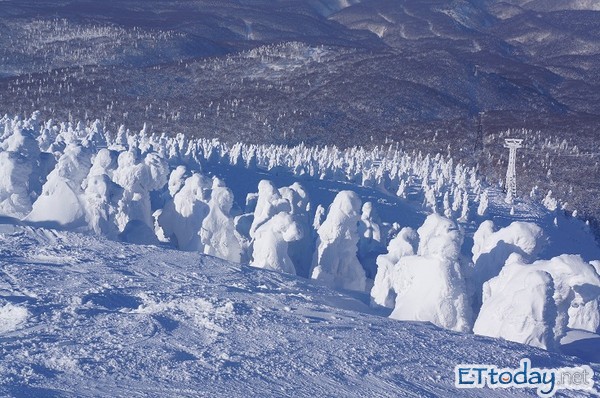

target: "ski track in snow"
[0,225,597,397]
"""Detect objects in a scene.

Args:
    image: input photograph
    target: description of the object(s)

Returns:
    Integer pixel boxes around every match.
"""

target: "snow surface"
[0,224,597,397]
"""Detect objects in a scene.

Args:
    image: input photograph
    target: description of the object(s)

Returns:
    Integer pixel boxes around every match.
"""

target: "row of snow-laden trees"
[0,113,598,351]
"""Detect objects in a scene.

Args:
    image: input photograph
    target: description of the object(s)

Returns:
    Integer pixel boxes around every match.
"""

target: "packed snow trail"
[0,224,597,397]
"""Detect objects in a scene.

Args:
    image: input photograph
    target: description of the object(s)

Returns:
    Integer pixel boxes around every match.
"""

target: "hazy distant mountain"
[496,0,600,12]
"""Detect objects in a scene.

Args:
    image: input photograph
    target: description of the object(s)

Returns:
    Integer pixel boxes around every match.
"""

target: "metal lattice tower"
[504,138,523,204]
[475,112,484,152]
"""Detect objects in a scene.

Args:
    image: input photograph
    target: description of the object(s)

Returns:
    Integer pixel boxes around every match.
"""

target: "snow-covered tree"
[0,122,41,217]
[474,266,557,350]
[111,150,168,241]
[311,191,367,292]
[251,212,303,274]
[200,181,242,263]
[281,183,313,278]
[312,204,326,230]
[157,173,210,251]
[474,254,600,349]
[543,190,558,211]
[311,191,367,291]
[167,165,188,197]
[477,189,489,216]
[357,202,384,279]
[396,179,407,198]
[457,191,469,222]
[370,227,417,308]
[443,192,452,218]
[82,149,122,238]
[467,221,545,314]
[385,214,472,332]
[249,180,291,238]
[423,186,437,213]
[26,143,92,226]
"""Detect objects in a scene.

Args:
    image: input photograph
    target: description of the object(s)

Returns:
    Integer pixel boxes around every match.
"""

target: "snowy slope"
[0,223,597,397]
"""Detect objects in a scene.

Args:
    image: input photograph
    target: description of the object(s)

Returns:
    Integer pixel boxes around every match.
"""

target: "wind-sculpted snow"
[0,113,599,356]
[0,225,597,397]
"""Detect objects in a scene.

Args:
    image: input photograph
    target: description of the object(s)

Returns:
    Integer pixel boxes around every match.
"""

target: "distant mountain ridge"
[0,0,599,236]
[496,0,600,12]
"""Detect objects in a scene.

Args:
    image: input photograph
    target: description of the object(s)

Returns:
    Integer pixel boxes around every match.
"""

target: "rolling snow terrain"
[0,224,595,397]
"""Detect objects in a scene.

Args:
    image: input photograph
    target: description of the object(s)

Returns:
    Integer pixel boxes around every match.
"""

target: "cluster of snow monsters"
[1,113,598,351]
[374,218,600,350]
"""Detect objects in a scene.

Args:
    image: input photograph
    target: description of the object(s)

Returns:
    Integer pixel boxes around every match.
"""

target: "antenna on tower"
[504,138,523,204]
